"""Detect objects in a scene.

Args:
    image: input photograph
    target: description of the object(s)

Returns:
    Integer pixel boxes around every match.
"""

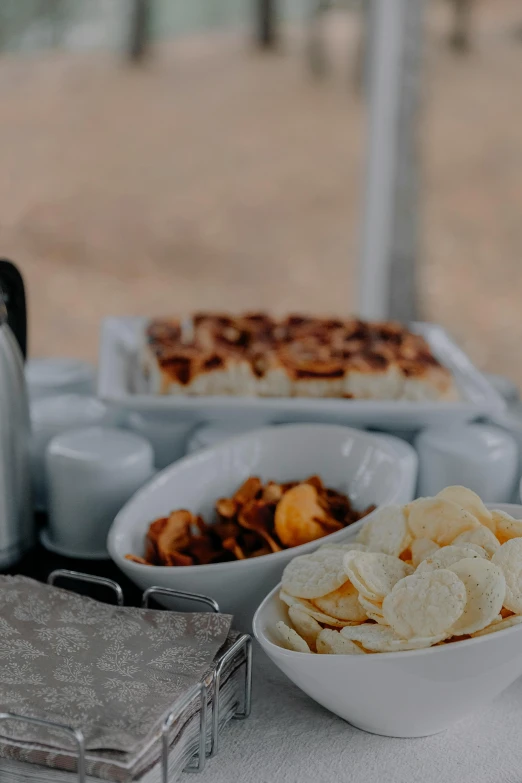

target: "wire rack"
[0,569,253,783]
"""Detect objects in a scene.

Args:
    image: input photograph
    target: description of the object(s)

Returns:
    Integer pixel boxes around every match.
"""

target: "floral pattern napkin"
[0,576,232,755]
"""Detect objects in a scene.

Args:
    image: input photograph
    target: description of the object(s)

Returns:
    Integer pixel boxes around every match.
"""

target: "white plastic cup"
[45,427,154,558]
[490,405,522,503]
[415,424,518,503]
[26,358,95,401]
[30,395,113,511]
[124,412,196,469]
[186,423,266,455]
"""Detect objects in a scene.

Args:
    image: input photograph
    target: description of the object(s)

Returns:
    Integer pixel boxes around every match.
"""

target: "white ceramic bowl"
[108,424,415,627]
[253,502,522,737]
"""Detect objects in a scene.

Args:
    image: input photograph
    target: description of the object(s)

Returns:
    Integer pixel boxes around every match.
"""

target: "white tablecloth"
[198,648,522,783]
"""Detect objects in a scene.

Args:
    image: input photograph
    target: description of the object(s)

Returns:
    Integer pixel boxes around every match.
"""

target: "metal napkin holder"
[0,569,252,782]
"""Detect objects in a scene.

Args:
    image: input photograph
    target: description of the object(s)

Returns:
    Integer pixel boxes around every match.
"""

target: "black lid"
[0,260,27,358]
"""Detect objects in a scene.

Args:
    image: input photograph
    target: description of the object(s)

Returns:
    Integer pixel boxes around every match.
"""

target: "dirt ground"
[0,0,521,387]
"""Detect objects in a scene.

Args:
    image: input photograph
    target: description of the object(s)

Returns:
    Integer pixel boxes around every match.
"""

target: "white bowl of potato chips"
[253,488,522,737]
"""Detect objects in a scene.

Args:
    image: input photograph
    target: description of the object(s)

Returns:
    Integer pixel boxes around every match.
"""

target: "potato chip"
[357,594,383,613]
[316,629,366,655]
[216,497,237,519]
[461,614,500,637]
[490,510,522,545]
[279,590,360,627]
[340,623,448,652]
[359,505,412,558]
[262,481,283,503]
[234,476,263,505]
[343,551,413,601]
[304,474,324,491]
[357,594,386,624]
[462,543,488,557]
[147,517,168,563]
[437,485,493,528]
[312,580,368,622]
[411,538,440,568]
[275,484,334,548]
[382,569,467,639]
[282,548,350,599]
[238,500,282,553]
[156,510,193,561]
[448,558,506,635]
[452,526,500,558]
[471,614,522,637]
[492,538,522,613]
[407,498,480,545]
[275,621,310,653]
[317,517,345,534]
[288,606,323,650]
[148,516,168,538]
[125,554,150,565]
[416,544,486,573]
[168,551,195,566]
[356,521,371,546]
[144,537,158,563]
[222,537,246,560]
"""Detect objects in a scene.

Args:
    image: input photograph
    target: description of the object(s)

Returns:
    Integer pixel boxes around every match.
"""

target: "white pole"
[359,0,423,321]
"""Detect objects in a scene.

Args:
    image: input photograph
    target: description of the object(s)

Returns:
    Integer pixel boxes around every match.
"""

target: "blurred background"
[0,0,521,383]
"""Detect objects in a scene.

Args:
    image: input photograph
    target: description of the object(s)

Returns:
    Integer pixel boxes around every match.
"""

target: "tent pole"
[358,0,426,322]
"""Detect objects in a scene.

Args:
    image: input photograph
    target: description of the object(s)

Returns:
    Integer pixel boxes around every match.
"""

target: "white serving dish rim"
[97,317,505,425]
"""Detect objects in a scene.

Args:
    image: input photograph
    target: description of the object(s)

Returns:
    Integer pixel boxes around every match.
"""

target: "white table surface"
[197,646,522,783]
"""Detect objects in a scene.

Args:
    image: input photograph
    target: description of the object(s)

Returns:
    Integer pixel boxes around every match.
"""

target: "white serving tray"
[97,317,505,431]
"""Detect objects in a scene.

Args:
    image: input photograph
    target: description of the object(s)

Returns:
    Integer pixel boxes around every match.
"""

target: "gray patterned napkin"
[0,576,232,758]
[0,631,245,783]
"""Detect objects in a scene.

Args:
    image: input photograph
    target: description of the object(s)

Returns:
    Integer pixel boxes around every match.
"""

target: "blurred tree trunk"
[449,0,472,52]
[256,0,278,48]
[0,9,6,52]
[307,0,330,77]
[128,0,151,62]
[45,0,68,48]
